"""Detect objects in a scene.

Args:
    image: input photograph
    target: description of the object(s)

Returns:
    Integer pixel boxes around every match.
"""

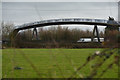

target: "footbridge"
[12,17,120,43]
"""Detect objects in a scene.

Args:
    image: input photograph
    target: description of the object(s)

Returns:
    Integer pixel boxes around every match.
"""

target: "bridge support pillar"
[32,27,38,40]
[91,25,100,43]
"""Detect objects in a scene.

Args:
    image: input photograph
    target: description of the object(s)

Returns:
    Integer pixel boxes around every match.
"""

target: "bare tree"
[1,21,14,40]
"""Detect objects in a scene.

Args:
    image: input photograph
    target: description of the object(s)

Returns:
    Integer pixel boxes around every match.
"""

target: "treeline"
[14,25,104,48]
[17,26,104,42]
[2,22,119,48]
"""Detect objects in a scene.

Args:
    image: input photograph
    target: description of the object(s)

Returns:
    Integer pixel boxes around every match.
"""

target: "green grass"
[2,48,118,78]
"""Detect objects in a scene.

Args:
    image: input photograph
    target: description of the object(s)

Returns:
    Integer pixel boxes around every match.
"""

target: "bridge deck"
[15,18,120,30]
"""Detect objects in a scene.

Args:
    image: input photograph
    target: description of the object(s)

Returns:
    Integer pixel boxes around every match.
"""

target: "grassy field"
[2,48,118,78]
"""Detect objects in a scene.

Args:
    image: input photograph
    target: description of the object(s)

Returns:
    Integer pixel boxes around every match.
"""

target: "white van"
[77,38,104,42]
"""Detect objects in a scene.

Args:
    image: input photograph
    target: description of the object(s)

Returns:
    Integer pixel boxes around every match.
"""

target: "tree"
[1,21,14,40]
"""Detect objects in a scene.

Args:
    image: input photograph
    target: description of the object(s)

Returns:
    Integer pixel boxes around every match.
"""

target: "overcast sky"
[2,1,119,31]
[1,0,120,2]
